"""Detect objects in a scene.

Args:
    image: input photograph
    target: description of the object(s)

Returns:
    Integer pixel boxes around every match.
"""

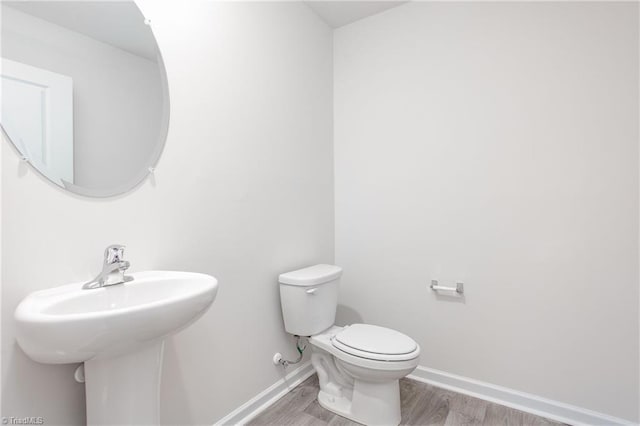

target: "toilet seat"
[331,324,419,362]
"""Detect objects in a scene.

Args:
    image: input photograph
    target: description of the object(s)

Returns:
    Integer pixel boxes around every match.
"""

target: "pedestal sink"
[14,271,218,425]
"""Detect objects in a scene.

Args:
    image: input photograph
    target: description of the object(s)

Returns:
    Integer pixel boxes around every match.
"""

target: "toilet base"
[317,390,354,422]
[309,325,417,426]
[317,378,401,426]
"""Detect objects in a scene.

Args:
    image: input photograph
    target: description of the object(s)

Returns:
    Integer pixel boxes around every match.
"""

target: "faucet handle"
[104,244,126,264]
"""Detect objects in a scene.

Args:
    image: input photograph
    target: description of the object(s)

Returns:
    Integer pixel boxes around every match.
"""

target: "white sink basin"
[15,270,217,364]
[14,270,218,425]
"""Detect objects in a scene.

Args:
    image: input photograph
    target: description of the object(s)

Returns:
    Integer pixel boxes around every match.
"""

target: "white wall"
[0,57,3,419]
[1,1,333,424]
[334,1,639,421]
[1,6,162,190]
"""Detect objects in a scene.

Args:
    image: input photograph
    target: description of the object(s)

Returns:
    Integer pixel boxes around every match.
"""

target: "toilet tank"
[279,264,342,336]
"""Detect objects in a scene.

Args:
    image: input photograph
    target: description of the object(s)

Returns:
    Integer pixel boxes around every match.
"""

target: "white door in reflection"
[1,58,73,185]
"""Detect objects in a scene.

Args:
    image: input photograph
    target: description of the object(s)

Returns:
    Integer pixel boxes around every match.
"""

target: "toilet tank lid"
[279,264,342,286]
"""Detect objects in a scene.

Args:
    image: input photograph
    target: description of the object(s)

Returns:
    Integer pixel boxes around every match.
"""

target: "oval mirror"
[1,1,169,197]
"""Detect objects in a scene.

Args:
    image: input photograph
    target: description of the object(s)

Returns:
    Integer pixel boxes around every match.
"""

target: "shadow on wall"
[335,304,363,326]
[3,343,86,424]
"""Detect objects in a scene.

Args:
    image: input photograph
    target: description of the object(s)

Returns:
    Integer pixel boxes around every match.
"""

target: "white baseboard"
[214,362,635,426]
[408,366,635,426]
[214,361,315,426]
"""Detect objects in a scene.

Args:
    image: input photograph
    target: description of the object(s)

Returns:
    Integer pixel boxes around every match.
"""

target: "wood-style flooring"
[248,375,565,426]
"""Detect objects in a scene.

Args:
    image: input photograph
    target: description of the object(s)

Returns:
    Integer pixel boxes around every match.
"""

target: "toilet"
[279,264,420,426]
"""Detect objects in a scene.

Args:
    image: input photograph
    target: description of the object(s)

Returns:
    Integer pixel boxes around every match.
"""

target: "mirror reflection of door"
[1,59,74,186]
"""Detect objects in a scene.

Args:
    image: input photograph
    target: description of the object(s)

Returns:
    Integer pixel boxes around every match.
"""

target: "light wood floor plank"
[247,377,319,425]
[326,415,363,426]
[399,378,429,423]
[482,403,525,426]
[442,390,488,426]
[248,374,565,426]
[403,385,450,425]
[520,411,565,426]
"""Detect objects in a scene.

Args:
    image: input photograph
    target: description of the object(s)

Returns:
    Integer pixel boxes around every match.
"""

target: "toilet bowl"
[279,265,420,426]
[310,324,420,425]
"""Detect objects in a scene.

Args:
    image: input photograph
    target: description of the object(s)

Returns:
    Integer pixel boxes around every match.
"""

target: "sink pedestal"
[84,341,165,425]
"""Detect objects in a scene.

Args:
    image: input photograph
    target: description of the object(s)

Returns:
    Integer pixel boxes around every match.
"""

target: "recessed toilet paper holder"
[430,280,464,295]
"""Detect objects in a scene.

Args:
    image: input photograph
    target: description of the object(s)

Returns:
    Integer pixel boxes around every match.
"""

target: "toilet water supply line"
[277,335,307,368]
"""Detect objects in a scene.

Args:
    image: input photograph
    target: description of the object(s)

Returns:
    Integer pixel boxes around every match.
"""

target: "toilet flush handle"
[306,288,317,295]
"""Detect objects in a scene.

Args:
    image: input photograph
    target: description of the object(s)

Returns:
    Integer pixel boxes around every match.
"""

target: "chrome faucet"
[83,245,133,289]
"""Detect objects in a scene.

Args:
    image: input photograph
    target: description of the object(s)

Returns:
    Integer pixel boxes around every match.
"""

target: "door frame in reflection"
[1,58,74,186]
